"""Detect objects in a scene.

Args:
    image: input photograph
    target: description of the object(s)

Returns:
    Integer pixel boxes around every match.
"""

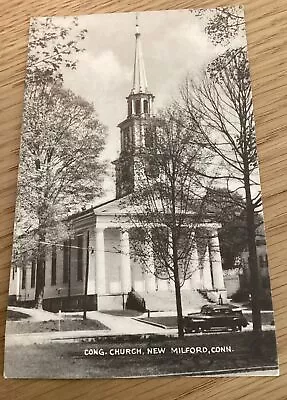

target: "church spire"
[114,15,155,199]
[131,15,148,94]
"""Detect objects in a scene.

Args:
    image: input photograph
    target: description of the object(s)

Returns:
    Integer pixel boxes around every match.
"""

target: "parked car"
[184,304,248,333]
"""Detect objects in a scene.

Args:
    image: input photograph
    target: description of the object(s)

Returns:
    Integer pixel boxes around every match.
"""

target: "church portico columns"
[120,229,132,293]
[209,229,225,290]
[190,239,202,289]
[95,227,106,295]
[145,231,156,292]
[87,228,96,295]
[202,245,213,290]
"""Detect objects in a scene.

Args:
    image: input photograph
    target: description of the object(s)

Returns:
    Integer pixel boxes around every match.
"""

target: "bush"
[126,289,146,312]
[231,289,250,303]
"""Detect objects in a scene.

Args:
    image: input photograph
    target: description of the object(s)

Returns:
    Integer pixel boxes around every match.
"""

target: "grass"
[7,310,31,321]
[4,331,278,378]
[6,318,109,334]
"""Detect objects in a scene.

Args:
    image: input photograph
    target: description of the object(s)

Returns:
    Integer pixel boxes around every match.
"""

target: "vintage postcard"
[4,7,279,378]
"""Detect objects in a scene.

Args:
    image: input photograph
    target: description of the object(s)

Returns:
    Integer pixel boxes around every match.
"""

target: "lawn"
[7,309,31,321]
[5,318,109,334]
[4,331,278,378]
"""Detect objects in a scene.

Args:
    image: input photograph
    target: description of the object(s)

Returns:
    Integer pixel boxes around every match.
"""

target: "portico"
[78,200,226,310]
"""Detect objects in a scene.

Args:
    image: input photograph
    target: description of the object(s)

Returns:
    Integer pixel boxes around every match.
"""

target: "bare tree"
[119,110,214,337]
[179,47,263,334]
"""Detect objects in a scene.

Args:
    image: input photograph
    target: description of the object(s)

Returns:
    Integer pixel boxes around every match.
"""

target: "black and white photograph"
[4,7,279,378]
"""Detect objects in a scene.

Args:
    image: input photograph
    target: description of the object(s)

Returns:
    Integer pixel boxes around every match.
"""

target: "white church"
[9,21,227,312]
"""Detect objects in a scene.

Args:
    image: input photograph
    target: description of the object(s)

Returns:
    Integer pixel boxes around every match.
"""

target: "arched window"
[143,100,149,113]
[128,101,132,116]
[135,99,141,115]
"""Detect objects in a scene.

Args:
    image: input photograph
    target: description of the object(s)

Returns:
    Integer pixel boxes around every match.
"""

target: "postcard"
[4,7,278,378]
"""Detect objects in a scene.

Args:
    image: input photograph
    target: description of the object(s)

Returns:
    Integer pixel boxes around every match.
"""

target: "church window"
[129,128,133,147]
[145,127,155,148]
[21,267,26,289]
[63,240,69,283]
[123,128,133,151]
[43,260,46,286]
[259,255,267,269]
[135,99,141,115]
[77,235,83,281]
[128,101,132,116]
[51,245,57,286]
[31,260,36,288]
[143,99,148,113]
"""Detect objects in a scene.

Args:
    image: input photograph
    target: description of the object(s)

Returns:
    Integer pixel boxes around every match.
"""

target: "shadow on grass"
[7,310,31,321]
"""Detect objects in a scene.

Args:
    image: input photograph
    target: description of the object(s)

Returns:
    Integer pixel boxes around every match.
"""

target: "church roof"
[131,16,148,94]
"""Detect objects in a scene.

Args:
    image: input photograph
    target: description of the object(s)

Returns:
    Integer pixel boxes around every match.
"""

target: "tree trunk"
[35,232,46,309]
[172,241,184,338]
[244,170,262,336]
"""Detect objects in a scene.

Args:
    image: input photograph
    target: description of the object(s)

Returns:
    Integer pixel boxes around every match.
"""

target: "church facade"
[9,22,227,312]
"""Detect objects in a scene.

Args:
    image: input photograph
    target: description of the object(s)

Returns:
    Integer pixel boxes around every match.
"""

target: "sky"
[39,9,246,203]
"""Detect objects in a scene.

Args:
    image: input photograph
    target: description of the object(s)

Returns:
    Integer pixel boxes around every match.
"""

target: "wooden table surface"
[1,0,287,398]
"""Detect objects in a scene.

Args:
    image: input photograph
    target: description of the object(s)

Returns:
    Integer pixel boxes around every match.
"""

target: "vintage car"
[184,304,248,333]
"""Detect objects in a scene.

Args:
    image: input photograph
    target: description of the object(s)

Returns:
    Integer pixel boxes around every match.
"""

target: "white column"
[16,267,21,300]
[87,229,96,295]
[209,229,225,290]
[190,242,201,289]
[120,230,132,293]
[145,235,156,292]
[95,227,106,295]
[26,266,32,291]
[202,245,213,290]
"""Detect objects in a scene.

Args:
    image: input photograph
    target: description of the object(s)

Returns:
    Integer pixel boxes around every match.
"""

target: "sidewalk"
[86,311,165,335]
[5,306,275,348]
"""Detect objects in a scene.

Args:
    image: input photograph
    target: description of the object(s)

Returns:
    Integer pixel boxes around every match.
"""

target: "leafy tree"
[27,17,87,84]
[120,110,214,337]
[14,80,107,308]
[193,6,246,45]
[12,17,107,308]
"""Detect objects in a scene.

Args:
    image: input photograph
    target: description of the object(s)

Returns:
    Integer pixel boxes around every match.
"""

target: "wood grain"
[0,0,287,398]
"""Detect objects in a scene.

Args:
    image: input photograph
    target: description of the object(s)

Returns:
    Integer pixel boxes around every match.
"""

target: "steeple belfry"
[132,16,148,94]
[114,15,155,199]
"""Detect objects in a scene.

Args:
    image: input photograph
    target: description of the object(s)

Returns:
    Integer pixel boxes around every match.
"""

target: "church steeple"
[126,16,155,118]
[131,16,148,94]
[114,16,155,199]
